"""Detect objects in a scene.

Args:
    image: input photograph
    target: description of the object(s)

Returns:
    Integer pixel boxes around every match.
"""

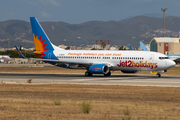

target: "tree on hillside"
[65,46,71,50]
[118,46,126,50]
[101,42,106,50]
[91,48,96,50]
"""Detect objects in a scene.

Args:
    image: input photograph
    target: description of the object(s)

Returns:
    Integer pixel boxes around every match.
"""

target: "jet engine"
[89,64,109,74]
[121,70,139,73]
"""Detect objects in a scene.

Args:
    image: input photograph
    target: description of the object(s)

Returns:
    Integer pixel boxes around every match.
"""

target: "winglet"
[130,45,133,50]
[15,46,26,58]
[140,41,149,51]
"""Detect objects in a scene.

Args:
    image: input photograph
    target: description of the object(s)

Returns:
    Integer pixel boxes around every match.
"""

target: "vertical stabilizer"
[30,17,64,54]
[140,41,149,51]
[30,17,54,52]
[130,45,133,50]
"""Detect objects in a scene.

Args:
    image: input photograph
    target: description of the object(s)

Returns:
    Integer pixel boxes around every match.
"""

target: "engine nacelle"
[0,59,4,63]
[89,64,109,74]
[121,70,139,73]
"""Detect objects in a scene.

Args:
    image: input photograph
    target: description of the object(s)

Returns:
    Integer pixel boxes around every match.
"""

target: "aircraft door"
[149,54,154,63]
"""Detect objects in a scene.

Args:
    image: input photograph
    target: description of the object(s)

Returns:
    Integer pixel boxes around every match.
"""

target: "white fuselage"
[0,55,12,62]
[51,50,175,71]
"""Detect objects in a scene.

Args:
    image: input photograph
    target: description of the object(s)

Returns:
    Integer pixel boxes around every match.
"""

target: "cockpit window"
[159,57,169,60]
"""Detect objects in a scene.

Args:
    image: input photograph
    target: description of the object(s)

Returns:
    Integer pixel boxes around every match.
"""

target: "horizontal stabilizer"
[20,51,42,55]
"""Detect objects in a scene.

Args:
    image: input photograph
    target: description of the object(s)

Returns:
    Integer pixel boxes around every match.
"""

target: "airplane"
[140,41,149,51]
[130,45,133,50]
[15,17,176,77]
[140,41,180,62]
[0,55,12,63]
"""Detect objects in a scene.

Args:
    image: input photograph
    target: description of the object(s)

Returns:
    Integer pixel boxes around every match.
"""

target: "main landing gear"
[85,71,111,76]
[104,71,111,76]
[156,73,161,78]
[85,71,92,76]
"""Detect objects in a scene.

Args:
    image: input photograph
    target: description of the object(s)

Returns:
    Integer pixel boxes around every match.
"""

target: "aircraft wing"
[30,58,113,68]
[15,46,42,58]
[15,46,26,58]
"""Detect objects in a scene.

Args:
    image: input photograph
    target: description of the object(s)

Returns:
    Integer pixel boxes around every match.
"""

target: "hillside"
[1,16,180,48]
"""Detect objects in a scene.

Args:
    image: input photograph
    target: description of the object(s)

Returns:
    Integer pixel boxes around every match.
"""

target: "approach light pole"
[161,8,168,37]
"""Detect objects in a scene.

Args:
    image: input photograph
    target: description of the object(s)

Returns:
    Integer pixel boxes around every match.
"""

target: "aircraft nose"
[168,60,176,68]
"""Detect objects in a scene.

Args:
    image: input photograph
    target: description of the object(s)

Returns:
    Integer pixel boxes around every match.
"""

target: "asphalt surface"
[0,73,180,87]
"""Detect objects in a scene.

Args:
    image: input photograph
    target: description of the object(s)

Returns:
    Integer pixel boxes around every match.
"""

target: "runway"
[0,73,180,87]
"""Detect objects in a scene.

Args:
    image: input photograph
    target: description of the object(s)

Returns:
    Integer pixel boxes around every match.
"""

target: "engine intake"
[89,64,109,74]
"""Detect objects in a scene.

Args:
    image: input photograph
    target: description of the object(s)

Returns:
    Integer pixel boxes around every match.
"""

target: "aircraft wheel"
[104,71,111,76]
[85,71,92,76]
[156,73,161,77]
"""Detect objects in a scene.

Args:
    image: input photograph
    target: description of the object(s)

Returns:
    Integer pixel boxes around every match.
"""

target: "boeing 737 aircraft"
[16,17,176,77]
[140,41,180,62]
[0,55,12,63]
[130,45,133,50]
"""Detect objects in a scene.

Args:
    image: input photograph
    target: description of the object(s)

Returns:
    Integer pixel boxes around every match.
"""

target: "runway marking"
[1,73,180,87]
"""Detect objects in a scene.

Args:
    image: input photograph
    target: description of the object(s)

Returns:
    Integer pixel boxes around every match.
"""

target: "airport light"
[161,8,168,37]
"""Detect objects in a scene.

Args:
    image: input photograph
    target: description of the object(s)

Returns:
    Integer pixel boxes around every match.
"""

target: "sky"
[0,0,180,24]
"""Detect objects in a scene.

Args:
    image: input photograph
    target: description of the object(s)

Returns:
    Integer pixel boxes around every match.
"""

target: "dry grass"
[0,65,180,119]
[0,84,180,120]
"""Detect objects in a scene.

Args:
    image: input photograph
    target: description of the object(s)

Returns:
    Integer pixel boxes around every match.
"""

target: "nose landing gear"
[156,73,161,77]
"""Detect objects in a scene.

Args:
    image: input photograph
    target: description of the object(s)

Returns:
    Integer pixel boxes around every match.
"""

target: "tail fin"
[140,41,149,51]
[30,17,63,53]
[130,45,133,50]
[15,46,25,58]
